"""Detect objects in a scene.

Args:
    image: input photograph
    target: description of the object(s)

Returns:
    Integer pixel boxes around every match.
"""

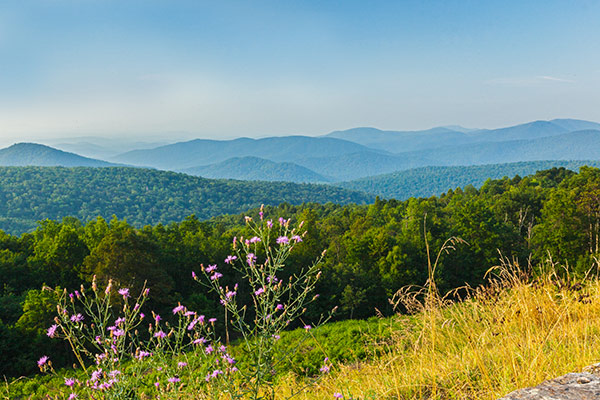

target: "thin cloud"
[536,75,575,83]
[486,75,576,86]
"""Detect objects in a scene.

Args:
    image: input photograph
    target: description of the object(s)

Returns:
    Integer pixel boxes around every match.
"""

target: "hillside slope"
[337,160,600,199]
[0,166,373,234]
[181,156,331,183]
[0,143,116,167]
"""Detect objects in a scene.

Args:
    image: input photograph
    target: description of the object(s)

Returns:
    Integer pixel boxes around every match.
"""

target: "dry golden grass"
[278,258,600,400]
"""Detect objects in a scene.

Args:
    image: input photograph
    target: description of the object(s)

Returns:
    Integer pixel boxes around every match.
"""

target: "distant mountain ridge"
[180,156,331,183]
[4,118,600,185]
[0,143,117,167]
[110,136,376,170]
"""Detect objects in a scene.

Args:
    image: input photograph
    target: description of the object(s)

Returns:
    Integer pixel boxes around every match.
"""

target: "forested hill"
[338,160,600,199]
[0,166,373,234]
[0,143,116,167]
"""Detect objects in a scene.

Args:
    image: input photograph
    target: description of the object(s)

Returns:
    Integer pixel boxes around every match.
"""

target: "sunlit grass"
[278,260,600,399]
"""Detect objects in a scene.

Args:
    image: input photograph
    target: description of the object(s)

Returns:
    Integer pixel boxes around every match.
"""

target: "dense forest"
[0,166,372,234]
[338,160,600,199]
[2,166,600,378]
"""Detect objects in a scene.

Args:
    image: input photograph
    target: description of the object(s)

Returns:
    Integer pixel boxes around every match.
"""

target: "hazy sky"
[1,0,599,143]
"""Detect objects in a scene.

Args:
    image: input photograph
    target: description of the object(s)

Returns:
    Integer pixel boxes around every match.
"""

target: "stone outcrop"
[499,364,600,400]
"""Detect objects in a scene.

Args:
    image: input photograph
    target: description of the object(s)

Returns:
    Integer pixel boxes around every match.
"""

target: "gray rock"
[499,365,600,399]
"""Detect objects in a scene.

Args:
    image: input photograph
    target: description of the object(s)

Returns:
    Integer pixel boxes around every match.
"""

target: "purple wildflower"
[68,394,77,400]
[210,272,223,280]
[209,317,217,323]
[247,253,257,265]
[178,362,187,368]
[65,377,76,387]
[334,393,343,399]
[47,324,58,338]
[224,255,237,264]
[276,236,289,245]
[115,317,125,326]
[118,288,130,298]
[249,236,261,243]
[172,305,185,314]
[37,356,49,367]
[292,235,303,242]
[167,377,181,383]
[304,324,312,330]
[205,264,217,273]
[276,304,284,311]
[267,220,273,228]
[70,313,84,323]
[154,314,161,324]
[154,331,166,339]
[254,287,265,296]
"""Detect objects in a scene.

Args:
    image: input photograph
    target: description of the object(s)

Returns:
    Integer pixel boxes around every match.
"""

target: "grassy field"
[6,259,600,399]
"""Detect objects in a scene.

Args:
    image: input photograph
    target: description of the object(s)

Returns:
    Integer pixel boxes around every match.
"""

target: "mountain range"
[1,118,600,203]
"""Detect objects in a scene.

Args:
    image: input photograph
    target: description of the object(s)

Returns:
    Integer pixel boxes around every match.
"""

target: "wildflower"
[279,217,285,225]
[90,369,102,382]
[154,330,167,339]
[320,365,330,373]
[224,255,237,264]
[172,305,185,314]
[247,253,257,265]
[267,220,273,228]
[115,317,125,326]
[70,313,84,323]
[210,272,223,280]
[154,382,160,389]
[209,317,217,323]
[276,236,289,245]
[193,337,207,345]
[144,288,150,296]
[167,377,181,383]
[118,288,130,298]
[267,275,278,283]
[254,287,265,296]
[272,334,280,340]
[154,314,161,324]
[292,235,303,242]
[205,264,217,273]
[133,303,140,311]
[276,304,284,311]
[211,369,223,378]
[178,362,187,368]
[108,370,121,378]
[140,313,145,319]
[304,324,312,330]
[334,393,343,399]
[191,270,197,279]
[136,351,152,360]
[249,236,261,243]
[205,345,214,354]
[37,356,49,367]
[47,324,58,338]
[113,329,125,337]
[225,290,236,299]
[187,318,199,330]
[68,394,77,400]
[65,378,76,387]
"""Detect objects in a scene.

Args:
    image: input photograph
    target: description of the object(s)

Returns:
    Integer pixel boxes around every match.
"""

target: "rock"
[498,367,600,400]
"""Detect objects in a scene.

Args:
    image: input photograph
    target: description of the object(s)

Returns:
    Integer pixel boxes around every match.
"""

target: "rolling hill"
[0,143,117,167]
[180,156,331,183]
[337,160,600,199]
[110,136,376,170]
[0,166,373,235]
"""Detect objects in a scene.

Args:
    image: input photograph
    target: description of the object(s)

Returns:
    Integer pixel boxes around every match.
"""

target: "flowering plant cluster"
[39,210,331,399]
[194,208,332,399]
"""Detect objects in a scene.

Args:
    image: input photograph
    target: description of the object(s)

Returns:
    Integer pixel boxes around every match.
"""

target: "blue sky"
[1,0,599,142]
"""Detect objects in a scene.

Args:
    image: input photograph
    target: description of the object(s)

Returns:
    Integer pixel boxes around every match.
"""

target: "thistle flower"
[47,324,58,338]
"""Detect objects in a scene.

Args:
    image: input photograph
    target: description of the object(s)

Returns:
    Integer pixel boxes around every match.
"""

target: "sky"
[1,0,599,145]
